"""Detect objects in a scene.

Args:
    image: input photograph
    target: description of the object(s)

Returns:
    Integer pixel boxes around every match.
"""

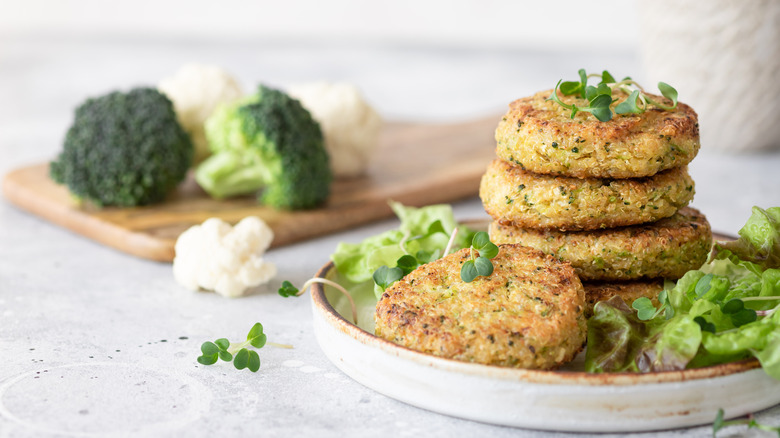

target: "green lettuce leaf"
[585,297,701,373]
[390,201,456,241]
[585,297,648,373]
[330,201,474,298]
[686,346,749,370]
[636,315,701,372]
[331,230,405,283]
[713,206,780,269]
[755,329,780,381]
[701,320,774,355]
[700,309,780,380]
[666,270,706,314]
[586,205,780,379]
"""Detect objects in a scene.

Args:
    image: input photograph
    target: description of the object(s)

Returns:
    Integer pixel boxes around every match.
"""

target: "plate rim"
[311,228,761,386]
[310,260,763,387]
[308,224,780,431]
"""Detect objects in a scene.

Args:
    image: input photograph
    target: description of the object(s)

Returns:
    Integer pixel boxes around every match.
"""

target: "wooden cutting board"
[2,117,498,262]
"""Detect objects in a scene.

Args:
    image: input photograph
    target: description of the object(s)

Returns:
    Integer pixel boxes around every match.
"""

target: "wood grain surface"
[2,117,498,262]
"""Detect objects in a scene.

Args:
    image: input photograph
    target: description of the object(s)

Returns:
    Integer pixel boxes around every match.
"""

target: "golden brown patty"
[583,279,665,317]
[375,244,586,369]
[495,89,700,179]
[479,159,695,231]
[489,207,711,281]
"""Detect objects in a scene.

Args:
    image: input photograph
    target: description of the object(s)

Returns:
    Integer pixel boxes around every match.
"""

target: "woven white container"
[638,0,780,152]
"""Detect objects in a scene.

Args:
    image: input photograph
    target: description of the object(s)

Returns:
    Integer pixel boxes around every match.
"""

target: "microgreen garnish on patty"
[547,69,678,122]
[460,231,499,283]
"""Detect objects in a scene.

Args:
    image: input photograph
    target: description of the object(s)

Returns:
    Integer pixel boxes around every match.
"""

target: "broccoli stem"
[195,151,270,199]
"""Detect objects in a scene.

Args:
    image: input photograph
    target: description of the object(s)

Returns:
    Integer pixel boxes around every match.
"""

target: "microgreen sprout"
[721,299,758,327]
[712,408,780,437]
[373,265,404,291]
[741,296,780,317]
[635,288,779,327]
[372,251,437,294]
[547,68,679,122]
[279,220,460,325]
[694,273,713,297]
[631,297,659,321]
[372,224,459,294]
[460,231,499,283]
[443,227,459,257]
[632,289,674,321]
[694,316,717,334]
[197,323,291,372]
[278,279,358,324]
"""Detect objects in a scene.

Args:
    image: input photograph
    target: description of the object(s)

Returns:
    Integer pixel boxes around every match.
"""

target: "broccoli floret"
[50,87,193,207]
[195,85,332,210]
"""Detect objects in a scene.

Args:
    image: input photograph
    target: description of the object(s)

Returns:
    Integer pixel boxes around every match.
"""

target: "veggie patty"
[375,244,586,369]
[582,279,664,317]
[479,159,695,231]
[489,207,711,281]
[495,89,700,179]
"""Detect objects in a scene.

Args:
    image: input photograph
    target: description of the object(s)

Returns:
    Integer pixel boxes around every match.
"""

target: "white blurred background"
[0,0,642,121]
[0,0,641,162]
[1,0,640,50]
[1,0,779,232]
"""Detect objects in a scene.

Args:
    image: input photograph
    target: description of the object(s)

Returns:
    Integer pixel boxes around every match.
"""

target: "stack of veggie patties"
[479,88,711,315]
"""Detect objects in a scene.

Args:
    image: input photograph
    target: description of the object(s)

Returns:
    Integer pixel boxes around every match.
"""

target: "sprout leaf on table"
[197,323,290,373]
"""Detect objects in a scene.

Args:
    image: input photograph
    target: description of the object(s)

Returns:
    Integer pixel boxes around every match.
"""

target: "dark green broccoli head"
[196,85,332,210]
[50,87,193,207]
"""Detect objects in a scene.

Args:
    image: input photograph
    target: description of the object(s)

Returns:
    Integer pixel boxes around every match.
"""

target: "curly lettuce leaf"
[755,328,780,381]
[702,257,780,310]
[585,297,701,373]
[635,315,701,372]
[701,319,775,355]
[666,270,707,314]
[330,201,474,297]
[587,206,780,379]
[331,230,405,283]
[585,297,647,373]
[713,206,780,269]
[700,310,780,380]
[390,201,455,241]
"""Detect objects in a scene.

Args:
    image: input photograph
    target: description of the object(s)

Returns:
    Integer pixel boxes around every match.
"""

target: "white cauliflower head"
[158,64,244,165]
[173,216,276,298]
[287,82,382,178]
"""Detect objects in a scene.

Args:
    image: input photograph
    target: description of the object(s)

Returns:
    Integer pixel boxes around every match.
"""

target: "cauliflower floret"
[287,82,382,178]
[173,216,276,297]
[158,64,244,165]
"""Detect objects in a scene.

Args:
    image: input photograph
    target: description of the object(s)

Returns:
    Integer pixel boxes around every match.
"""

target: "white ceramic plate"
[310,258,780,433]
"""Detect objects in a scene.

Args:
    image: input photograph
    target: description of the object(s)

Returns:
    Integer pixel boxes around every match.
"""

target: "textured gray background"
[2,13,780,438]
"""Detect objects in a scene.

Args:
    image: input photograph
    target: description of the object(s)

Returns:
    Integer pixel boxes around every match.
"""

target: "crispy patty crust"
[489,207,711,281]
[375,244,586,369]
[583,279,665,317]
[479,159,695,231]
[495,89,700,178]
